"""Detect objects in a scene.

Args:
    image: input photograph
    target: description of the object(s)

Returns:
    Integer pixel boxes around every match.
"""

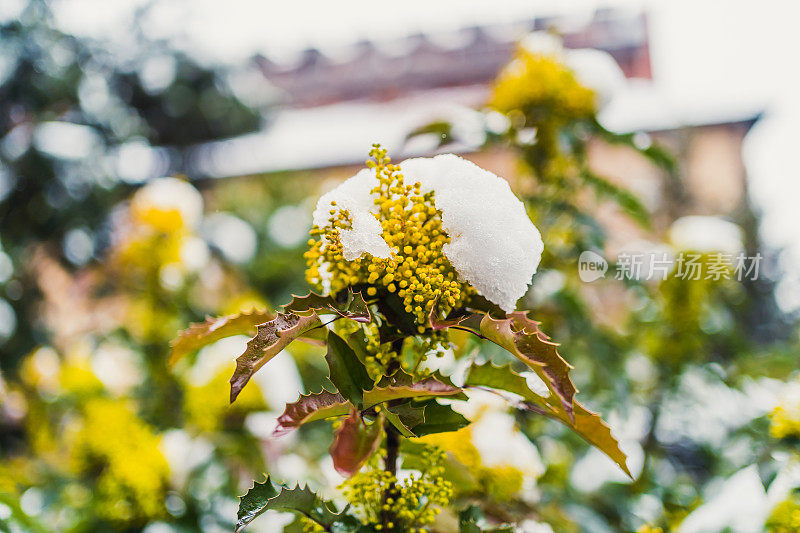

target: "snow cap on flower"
[312,153,543,312]
[312,168,391,261]
[400,154,543,312]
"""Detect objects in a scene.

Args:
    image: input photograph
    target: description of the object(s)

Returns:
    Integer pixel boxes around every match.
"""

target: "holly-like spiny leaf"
[330,408,383,477]
[409,399,470,437]
[430,306,576,421]
[230,290,373,403]
[368,369,465,405]
[465,361,630,477]
[273,373,463,436]
[325,331,373,409]
[169,309,275,366]
[383,401,427,437]
[283,290,370,322]
[230,313,322,403]
[480,313,576,420]
[236,476,347,532]
[274,390,352,436]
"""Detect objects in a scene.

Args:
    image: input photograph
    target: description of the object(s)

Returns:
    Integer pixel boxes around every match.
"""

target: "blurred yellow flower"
[71,398,169,525]
[489,47,597,121]
[183,369,266,433]
[636,526,664,533]
[766,495,800,532]
[59,356,104,396]
[420,425,525,502]
[769,388,800,440]
[129,176,203,233]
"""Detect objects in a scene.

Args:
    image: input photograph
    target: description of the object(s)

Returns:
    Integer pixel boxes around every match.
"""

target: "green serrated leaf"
[383,401,426,438]
[410,399,470,436]
[464,362,544,406]
[465,362,630,477]
[170,308,275,366]
[284,290,371,323]
[325,331,373,409]
[345,329,372,367]
[330,409,382,477]
[236,477,347,532]
[480,312,576,420]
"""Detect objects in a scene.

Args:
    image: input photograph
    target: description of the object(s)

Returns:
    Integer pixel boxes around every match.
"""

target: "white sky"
[45,0,799,102]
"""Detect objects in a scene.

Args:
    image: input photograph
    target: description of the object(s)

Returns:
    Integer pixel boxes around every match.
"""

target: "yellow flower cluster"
[420,426,524,502]
[340,445,453,532]
[71,398,169,525]
[336,319,400,378]
[767,496,800,532]
[306,146,473,327]
[305,146,474,376]
[489,48,597,120]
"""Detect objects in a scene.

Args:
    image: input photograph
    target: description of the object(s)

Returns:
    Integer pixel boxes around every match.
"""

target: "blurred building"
[253,10,652,107]
[193,8,761,248]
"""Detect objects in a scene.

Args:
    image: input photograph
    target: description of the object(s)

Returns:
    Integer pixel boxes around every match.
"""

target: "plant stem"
[380,349,403,529]
[381,415,400,529]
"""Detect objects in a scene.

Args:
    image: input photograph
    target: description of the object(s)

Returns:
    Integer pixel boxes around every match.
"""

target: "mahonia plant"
[170,145,629,532]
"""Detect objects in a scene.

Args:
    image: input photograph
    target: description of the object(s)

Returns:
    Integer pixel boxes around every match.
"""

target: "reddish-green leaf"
[170,309,275,366]
[273,372,463,436]
[465,362,629,477]
[230,313,322,403]
[229,290,373,403]
[330,409,382,477]
[481,313,576,419]
[273,390,351,436]
[367,369,463,405]
[431,307,576,421]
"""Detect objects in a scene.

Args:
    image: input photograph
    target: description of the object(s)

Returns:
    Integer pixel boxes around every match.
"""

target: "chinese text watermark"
[578,251,762,283]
